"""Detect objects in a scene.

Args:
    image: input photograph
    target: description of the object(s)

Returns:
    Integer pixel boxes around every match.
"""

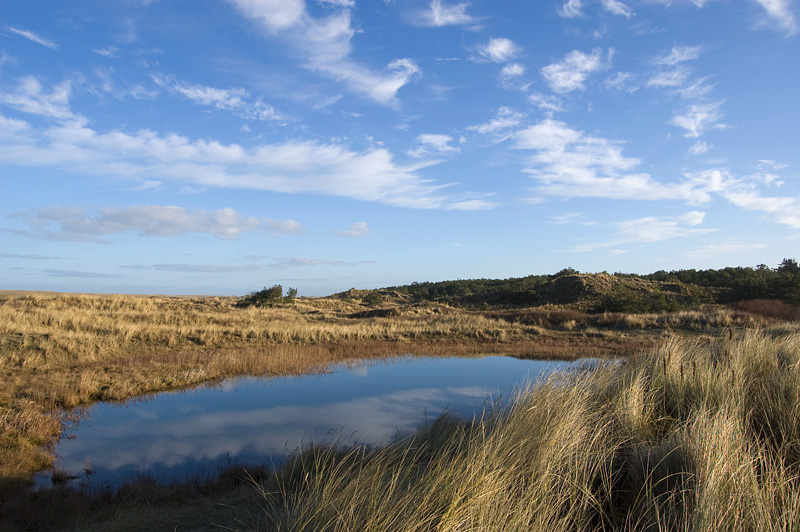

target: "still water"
[40,355,596,489]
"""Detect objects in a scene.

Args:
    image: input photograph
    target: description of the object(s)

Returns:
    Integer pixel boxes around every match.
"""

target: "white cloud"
[654,45,703,66]
[336,221,370,237]
[232,0,306,31]
[670,101,726,138]
[475,38,521,63]
[750,0,798,35]
[686,169,800,228]
[228,0,420,104]
[93,46,120,58]
[613,212,713,242]
[499,63,529,91]
[686,241,766,259]
[541,48,611,93]
[14,205,304,241]
[604,71,638,92]
[500,63,525,79]
[416,0,479,27]
[91,68,158,101]
[528,92,565,113]
[0,80,483,209]
[7,27,58,49]
[466,107,524,136]
[0,76,75,120]
[558,0,584,18]
[515,119,707,202]
[689,141,711,155]
[646,67,690,89]
[153,75,286,121]
[407,133,460,158]
[572,211,715,252]
[602,0,633,17]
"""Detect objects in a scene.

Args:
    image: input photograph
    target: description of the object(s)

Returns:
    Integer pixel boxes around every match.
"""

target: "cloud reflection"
[46,356,580,487]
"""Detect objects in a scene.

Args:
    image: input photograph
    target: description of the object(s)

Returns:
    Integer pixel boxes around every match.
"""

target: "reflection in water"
[39,356,596,489]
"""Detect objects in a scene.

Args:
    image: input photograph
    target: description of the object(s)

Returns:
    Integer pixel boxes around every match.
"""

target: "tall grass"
[247,330,800,531]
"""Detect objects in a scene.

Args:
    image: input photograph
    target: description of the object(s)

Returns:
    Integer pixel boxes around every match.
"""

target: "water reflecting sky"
[42,355,592,489]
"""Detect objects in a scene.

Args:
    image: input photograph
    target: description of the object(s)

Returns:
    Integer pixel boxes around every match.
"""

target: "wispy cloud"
[689,141,711,155]
[686,168,800,228]
[646,67,690,89]
[91,68,158,101]
[670,101,727,138]
[558,0,584,18]
[13,205,303,241]
[0,79,487,210]
[44,269,127,279]
[514,119,707,202]
[474,38,521,63]
[336,221,370,237]
[541,48,612,93]
[528,92,565,113]
[414,0,480,27]
[467,107,525,136]
[499,63,529,91]
[0,77,75,120]
[686,241,766,259]
[125,257,370,272]
[0,253,59,260]
[7,27,58,49]
[604,71,638,92]
[92,46,121,58]
[229,0,420,104]
[601,0,633,18]
[654,45,703,66]
[407,134,460,158]
[572,211,715,252]
[153,75,287,121]
[750,0,798,35]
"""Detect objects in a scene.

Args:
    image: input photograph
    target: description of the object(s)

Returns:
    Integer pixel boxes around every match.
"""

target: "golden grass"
[0,291,657,486]
[1,290,796,530]
[238,329,800,532]
[4,324,800,530]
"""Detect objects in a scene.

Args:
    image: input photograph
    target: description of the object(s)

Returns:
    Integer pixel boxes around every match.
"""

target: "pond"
[38,355,598,490]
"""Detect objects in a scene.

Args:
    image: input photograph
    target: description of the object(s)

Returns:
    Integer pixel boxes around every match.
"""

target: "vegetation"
[244,330,800,531]
[5,329,800,530]
[235,284,297,308]
[1,260,800,529]
[382,259,800,310]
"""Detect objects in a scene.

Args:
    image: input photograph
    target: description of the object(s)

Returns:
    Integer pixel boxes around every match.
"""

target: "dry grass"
[3,316,800,530]
[2,290,798,530]
[0,291,655,487]
[237,329,800,531]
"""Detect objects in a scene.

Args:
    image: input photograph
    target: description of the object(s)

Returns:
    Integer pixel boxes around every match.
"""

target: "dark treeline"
[643,258,800,303]
[385,273,551,306]
[384,260,800,308]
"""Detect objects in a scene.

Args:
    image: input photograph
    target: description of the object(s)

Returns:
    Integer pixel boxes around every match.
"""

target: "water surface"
[41,355,595,489]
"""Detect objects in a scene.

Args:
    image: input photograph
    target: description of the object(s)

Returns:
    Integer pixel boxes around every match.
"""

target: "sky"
[1,0,799,296]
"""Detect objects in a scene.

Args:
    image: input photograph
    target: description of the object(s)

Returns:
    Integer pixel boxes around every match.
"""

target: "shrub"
[236,284,296,308]
[362,292,383,306]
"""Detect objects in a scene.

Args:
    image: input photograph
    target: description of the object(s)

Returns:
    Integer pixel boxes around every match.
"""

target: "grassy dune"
[1,290,798,530]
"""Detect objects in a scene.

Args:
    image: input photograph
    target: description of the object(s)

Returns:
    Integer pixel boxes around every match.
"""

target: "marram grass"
[244,330,800,532]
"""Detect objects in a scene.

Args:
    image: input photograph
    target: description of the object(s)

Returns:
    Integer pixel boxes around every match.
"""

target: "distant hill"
[332,260,799,312]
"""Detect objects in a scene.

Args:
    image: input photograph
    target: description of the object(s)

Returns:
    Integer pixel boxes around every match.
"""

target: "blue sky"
[1,0,798,296]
